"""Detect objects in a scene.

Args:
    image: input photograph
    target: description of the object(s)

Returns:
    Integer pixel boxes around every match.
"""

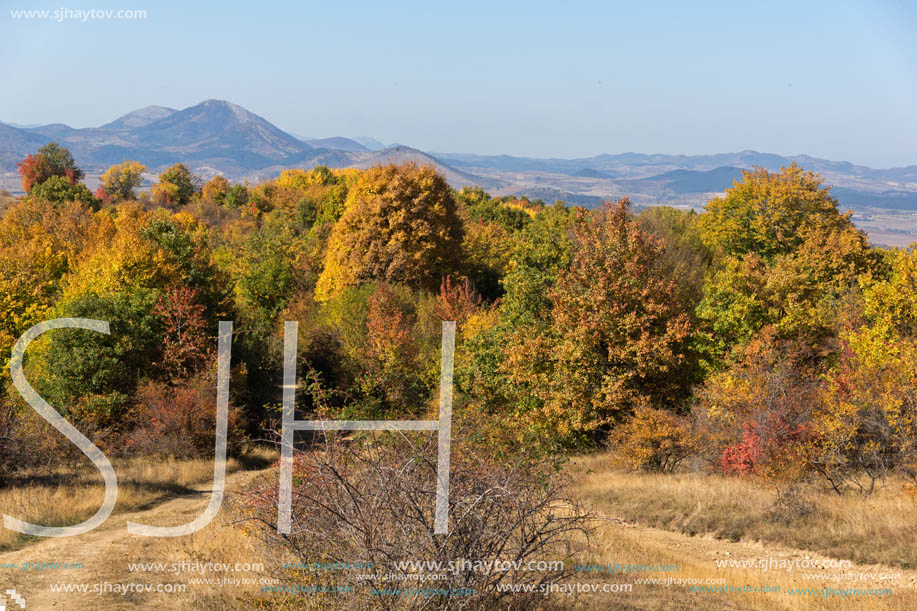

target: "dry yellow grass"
[564,519,917,611]
[0,448,275,551]
[569,453,917,568]
[8,447,914,609]
[564,452,917,610]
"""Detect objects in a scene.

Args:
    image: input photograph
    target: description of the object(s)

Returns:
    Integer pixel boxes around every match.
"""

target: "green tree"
[697,210,875,363]
[498,200,694,446]
[500,201,578,325]
[460,201,578,422]
[29,175,99,209]
[152,163,199,207]
[222,183,249,209]
[236,224,297,323]
[698,163,850,261]
[695,164,878,366]
[457,186,531,232]
[39,289,163,425]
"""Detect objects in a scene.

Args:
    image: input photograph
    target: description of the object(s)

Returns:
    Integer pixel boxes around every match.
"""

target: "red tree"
[153,284,210,380]
[17,142,83,192]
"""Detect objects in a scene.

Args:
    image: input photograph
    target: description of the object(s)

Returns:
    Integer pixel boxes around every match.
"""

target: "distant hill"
[0,101,492,192]
[830,187,917,211]
[137,100,306,159]
[571,168,614,179]
[437,150,917,210]
[625,166,746,194]
[102,105,177,129]
[347,146,505,191]
[353,136,386,151]
[303,137,369,152]
[0,100,319,178]
[2,101,916,214]
[439,150,789,177]
[0,122,48,173]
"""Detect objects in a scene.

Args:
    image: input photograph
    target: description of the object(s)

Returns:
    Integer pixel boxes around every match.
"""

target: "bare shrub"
[236,426,592,610]
[767,483,817,525]
[0,397,102,484]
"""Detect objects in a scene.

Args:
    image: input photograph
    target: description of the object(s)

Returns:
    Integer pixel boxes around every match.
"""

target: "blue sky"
[1,0,915,167]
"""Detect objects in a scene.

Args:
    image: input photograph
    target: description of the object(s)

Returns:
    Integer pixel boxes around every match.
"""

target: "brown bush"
[0,398,103,483]
[236,426,592,610]
[122,374,245,459]
[767,483,817,525]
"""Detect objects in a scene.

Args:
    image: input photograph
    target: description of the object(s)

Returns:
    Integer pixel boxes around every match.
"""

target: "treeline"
[2,142,916,495]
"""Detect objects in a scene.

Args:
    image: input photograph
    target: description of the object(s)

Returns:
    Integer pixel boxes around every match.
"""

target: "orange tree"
[480,199,695,448]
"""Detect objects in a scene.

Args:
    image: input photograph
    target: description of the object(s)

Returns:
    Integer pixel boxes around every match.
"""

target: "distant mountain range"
[2,99,917,216]
[0,100,502,193]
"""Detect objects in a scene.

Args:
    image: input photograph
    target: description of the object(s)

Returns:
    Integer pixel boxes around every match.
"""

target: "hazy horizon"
[4,97,916,171]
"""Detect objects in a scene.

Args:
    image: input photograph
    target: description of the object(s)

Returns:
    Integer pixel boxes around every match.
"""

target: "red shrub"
[720,423,763,475]
[123,376,245,459]
[153,284,211,380]
[436,274,481,323]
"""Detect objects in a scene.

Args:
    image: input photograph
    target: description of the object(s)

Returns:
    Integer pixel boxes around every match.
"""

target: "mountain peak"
[102,105,177,129]
[198,99,253,115]
[129,99,310,165]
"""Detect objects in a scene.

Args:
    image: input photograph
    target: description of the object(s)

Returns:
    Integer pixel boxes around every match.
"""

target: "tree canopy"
[315,163,463,300]
[17,142,84,193]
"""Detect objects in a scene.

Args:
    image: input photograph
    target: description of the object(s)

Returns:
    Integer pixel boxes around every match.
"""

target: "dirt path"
[3,471,917,610]
[0,468,268,610]
[580,512,917,610]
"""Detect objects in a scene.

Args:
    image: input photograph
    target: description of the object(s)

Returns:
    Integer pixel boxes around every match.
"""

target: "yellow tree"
[152,163,199,207]
[698,163,851,261]
[315,163,463,300]
[696,164,878,363]
[813,248,917,493]
[201,175,230,204]
[100,161,146,201]
[0,198,94,364]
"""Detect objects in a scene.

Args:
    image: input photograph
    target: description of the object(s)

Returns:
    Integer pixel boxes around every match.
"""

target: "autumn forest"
[2,142,917,608]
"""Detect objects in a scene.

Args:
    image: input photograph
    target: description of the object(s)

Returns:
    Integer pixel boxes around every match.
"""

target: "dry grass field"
[570,453,917,568]
[566,453,917,610]
[0,448,274,552]
[3,448,917,609]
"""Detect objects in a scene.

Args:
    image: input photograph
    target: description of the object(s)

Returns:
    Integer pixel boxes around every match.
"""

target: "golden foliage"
[315,163,463,300]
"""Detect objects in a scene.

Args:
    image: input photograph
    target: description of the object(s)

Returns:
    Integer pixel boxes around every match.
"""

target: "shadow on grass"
[0,446,277,553]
